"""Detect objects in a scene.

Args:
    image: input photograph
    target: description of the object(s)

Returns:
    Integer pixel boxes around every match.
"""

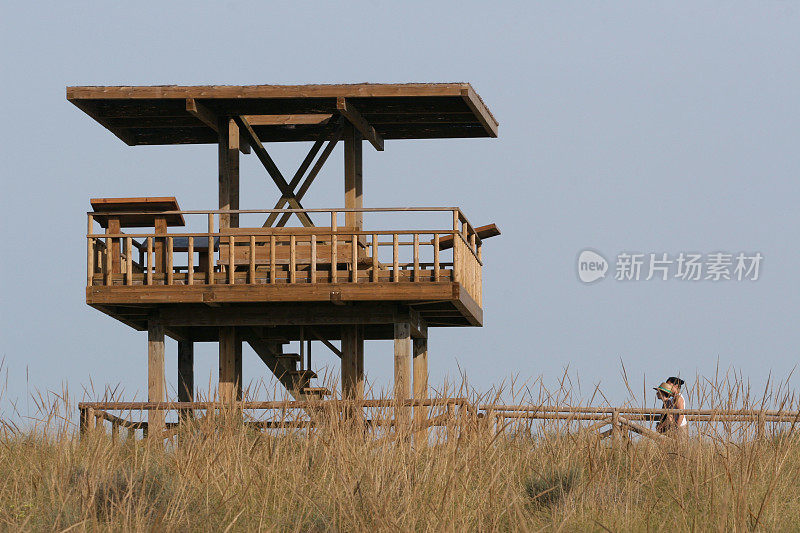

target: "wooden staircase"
[243,329,331,400]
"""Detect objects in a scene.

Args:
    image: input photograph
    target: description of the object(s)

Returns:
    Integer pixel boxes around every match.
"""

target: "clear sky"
[1,2,798,419]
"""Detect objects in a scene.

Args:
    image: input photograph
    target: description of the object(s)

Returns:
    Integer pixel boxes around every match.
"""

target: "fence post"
[757,411,766,440]
[611,409,620,449]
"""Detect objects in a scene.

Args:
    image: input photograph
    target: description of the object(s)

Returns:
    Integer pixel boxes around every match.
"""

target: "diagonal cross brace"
[275,126,343,227]
[234,116,315,227]
[264,119,344,227]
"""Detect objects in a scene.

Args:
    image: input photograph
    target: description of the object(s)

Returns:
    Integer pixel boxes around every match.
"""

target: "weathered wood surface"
[67,83,498,144]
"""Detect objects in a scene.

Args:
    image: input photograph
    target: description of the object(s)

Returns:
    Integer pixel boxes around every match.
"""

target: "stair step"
[288,370,317,379]
[275,353,301,360]
[300,387,331,396]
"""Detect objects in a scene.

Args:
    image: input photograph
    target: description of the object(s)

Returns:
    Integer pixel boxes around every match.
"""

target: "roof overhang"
[67,83,498,145]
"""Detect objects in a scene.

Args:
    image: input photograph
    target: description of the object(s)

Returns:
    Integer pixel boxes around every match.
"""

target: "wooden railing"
[78,400,800,443]
[78,398,472,441]
[86,207,483,304]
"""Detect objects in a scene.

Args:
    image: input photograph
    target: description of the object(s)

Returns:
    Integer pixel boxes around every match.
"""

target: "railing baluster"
[87,215,94,287]
[166,236,174,285]
[147,237,154,285]
[104,236,112,285]
[393,233,399,282]
[228,235,235,285]
[372,233,378,282]
[207,214,214,285]
[249,235,256,284]
[311,234,317,284]
[270,235,276,284]
[434,234,440,282]
[352,233,358,283]
[331,212,337,284]
[413,233,419,282]
[331,233,338,283]
[126,237,133,286]
[290,235,296,284]
[187,236,194,286]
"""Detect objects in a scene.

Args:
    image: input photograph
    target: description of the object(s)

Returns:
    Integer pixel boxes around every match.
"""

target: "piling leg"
[341,325,365,422]
[148,319,166,441]
[413,336,428,446]
[178,341,194,420]
[394,323,411,434]
[219,327,242,403]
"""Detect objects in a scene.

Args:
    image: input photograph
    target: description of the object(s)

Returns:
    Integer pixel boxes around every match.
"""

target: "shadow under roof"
[67,83,498,145]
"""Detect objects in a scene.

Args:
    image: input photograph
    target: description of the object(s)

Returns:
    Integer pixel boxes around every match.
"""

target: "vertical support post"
[219,327,242,402]
[611,409,621,450]
[270,235,276,283]
[178,341,194,419]
[394,322,411,433]
[146,237,153,285]
[218,117,240,231]
[107,217,121,275]
[413,233,420,282]
[352,234,358,282]
[249,235,256,283]
[344,123,363,230]
[154,215,167,275]
[207,214,215,285]
[341,326,360,399]
[228,235,235,285]
[393,234,399,282]
[434,234,440,282]
[757,411,766,440]
[290,235,296,283]
[342,325,365,421]
[331,211,338,284]
[187,236,194,286]
[87,214,94,287]
[413,335,429,446]
[147,318,166,441]
[125,237,133,285]
[372,233,379,282]
[166,236,174,285]
[356,325,364,400]
[311,234,317,284]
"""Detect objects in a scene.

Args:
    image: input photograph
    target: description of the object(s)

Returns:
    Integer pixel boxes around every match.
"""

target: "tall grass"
[1,373,800,531]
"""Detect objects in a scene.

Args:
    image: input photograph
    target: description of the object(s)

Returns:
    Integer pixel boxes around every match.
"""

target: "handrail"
[79,398,469,410]
[87,207,462,216]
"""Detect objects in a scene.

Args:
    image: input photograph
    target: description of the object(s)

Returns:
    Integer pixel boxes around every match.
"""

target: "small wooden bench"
[219,227,370,268]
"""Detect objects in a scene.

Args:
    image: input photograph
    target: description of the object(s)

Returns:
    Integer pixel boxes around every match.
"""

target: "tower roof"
[67,83,498,145]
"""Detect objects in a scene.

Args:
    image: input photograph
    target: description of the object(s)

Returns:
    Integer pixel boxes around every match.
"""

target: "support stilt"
[218,117,240,230]
[147,318,165,440]
[344,124,363,230]
[341,325,364,415]
[219,326,242,402]
[394,322,411,431]
[413,335,429,445]
[178,341,194,419]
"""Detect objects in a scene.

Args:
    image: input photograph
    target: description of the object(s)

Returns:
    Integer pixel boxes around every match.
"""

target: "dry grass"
[2,376,800,531]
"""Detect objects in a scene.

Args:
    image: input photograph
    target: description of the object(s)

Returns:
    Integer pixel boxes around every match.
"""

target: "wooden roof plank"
[67,83,498,144]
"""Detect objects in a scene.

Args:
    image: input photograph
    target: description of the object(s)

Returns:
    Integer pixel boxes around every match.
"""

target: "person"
[654,378,687,434]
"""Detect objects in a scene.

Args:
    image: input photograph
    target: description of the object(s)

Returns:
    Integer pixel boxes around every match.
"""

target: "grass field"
[2,378,800,531]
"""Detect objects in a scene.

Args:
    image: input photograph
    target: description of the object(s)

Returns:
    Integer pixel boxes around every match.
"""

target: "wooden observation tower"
[69,83,499,436]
